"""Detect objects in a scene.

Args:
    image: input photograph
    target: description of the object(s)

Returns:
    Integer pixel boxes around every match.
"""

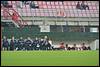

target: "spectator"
[76,1,89,10]
[2,36,9,51]
[30,1,39,8]
[76,2,81,9]
[81,1,89,10]
[1,1,12,8]
[22,1,28,5]
[12,12,19,22]
[17,1,23,8]
[1,1,8,8]
[30,1,35,8]
[11,12,21,27]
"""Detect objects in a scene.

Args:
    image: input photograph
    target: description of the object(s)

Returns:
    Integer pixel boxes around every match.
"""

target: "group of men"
[2,36,91,51]
[2,36,52,51]
[57,43,91,50]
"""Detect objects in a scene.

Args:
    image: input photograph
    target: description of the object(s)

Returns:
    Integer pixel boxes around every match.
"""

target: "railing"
[2,7,28,27]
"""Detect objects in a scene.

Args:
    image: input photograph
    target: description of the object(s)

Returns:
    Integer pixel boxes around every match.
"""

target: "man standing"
[25,37,32,50]
[17,37,24,50]
[39,38,44,50]
[10,36,16,51]
[32,37,39,50]
[76,2,81,9]
[2,36,9,51]
[43,37,48,50]
[65,44,68,50]
[46,39,52,50]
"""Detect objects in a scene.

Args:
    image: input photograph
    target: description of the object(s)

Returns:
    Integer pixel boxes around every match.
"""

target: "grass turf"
[1,50,99,66]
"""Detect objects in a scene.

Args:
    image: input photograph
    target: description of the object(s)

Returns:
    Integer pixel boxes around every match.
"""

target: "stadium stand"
[1,1,99,17]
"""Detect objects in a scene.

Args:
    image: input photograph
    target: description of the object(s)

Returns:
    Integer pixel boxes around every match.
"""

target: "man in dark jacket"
[17,37,24,50]
[39,38,44,50]
[32,37,39,50]
[10,36,16,51]
[81,43,87,50]
[25,37,32,50]
[2,36,9,51]
[76,2,81,9]
[72,44,78,50]
[81,1,89,10]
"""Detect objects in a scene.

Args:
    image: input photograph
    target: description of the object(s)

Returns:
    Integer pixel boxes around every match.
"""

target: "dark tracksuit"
[25,39,32,50]
[46,41,51,50]
[39,40,44,50]
[82,46,87,50]
[32,40,39,50]
[2,39,9,50]
[42,40,48,50]
[31,40,35,50]
[43,40,51,50]
[18,39,24,50]
[10,40,16,50]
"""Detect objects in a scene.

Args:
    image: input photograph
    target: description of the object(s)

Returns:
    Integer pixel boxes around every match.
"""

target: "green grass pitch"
[1,50,99,66]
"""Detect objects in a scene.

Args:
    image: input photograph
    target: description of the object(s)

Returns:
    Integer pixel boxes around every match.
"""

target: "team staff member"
[17,37,24,50]
[33,37,39,50]
[81,43,87,50]
[72,44,78,50]
[25,37,32,50]
[10,36,16,51]
[59,42,65,50]
[2,36,9,51]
